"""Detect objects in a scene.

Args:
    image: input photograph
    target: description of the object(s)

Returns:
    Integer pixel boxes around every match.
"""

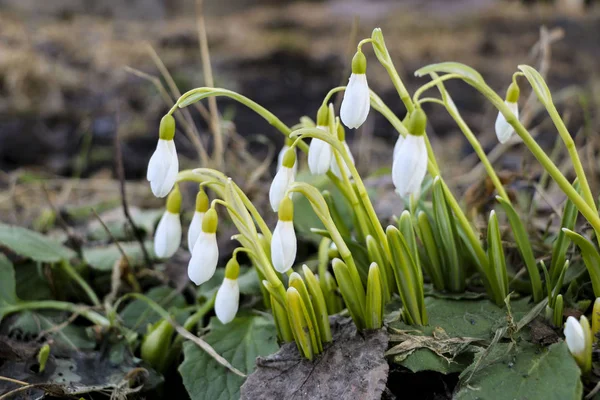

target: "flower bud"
[271,197,297,273]
[269,148,296,212]
[308,105,333,175]
[495,82,520,144]
[188,208,219,285]
[188,187,209,252]
[277,143,298,174]
[564,315,592,374]
[154,187,182,258]
[340,51,370,129]
[141,319,175,372]
[147,115,178,198]
[215,258,240,324]
[392,110,428,198]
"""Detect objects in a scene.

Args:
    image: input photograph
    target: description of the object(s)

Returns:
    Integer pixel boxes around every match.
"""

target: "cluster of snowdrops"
[146,28,600,368]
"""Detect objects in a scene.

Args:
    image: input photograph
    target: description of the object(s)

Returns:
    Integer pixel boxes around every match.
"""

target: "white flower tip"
[153,211,182,258]
[564,316,585,355]
[340,73,370,129]
[215,278,239,324]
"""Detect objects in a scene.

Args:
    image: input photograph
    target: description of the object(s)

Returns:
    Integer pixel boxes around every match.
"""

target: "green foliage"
[82,241,154,271]
[120,286,187,333]
[0,223,75,262]
[179,315,278,400]
[0,254,17,307]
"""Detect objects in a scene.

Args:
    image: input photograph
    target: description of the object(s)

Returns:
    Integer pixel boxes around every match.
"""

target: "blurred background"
[1,0,599,225]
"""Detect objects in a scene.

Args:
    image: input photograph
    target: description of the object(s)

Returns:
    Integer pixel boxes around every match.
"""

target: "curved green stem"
[59,261,100,306]
[2,301,109,327]
[413,73,460,103]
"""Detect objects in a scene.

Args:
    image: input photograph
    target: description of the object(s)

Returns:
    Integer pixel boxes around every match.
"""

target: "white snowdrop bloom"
[147,115,178,198]
[215,278,239,324]
[392,134,428,198]
[308,132,332,176]
[277,145,298,175]
[271,197,297,273]
[564,316,586,357]
[187,189,209,253]
[495,100,519,144]
[188,208,219,285]
[340,51,370,129]
[153,186,182,258]
[393,135,404,160]
[495,82,520,144]
[330,140,355,179]
[153,211,181,258]
[269,148,296,212]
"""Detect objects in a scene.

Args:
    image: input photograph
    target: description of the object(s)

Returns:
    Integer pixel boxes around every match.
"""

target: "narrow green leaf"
[302,265,332,343]
[0,253,17,307]
[416,212,445,291]
[286,287,314,360]
[487,211,509,303]
[496,196,543,302]
[562,229,600,297]
[323,191,351,239]
[551,181,580,285]
[0,223,75,262]
[414,62,484,86]
[517,65,553,107]
[365,263,383,330]
[366,235,392,301]
[288,273,322,354]
[332,259,365,329]
[398,211,426,319]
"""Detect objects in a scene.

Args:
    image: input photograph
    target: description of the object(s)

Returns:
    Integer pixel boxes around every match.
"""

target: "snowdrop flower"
[392,109,428,198]
[147,115,179,198]
[564,315,592,373]
[154,186,182,258]
[188,208,219,285]
[393,135,404,160]
[495,81,520,144]
[215,257,240,324]
[277,143,298,175]
[271,197,297,273]
[340,50,370,129]
[269,148,296,212]
[330,122,355,179]
[308,104,332,175]
[187,187,209,252]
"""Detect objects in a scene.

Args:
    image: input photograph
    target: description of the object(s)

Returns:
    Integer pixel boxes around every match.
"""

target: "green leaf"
[0,223,75,262]
[120,286,186,333]
[0,254,17,306]
[551,181,579,285]
[414,62,485,86]
[496,197,543,302]
[487,211,509,302]
[179,315,279,400]
[562,229,600,297]
[15,263,53,301]
[82,241,154,271]
[518,65,553,107]
[454,342,582,400]
[400,348,472,374]
[87,208,162,241]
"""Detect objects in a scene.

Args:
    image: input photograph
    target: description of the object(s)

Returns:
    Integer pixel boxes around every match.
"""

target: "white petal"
[188,232,218,285]
[277,145,297,175]
[271,220,297,273]
[495,100,519,144]
[308,138,332,175]
[392,134,428,197]
[330,141,355,179]
[269,167,295,212]
[393,135,404,160]
[187,211,204,253]
[153,211,182,258]
[340,73,370,129]
[215,278,239,324]
[147,139,178,198]
[564,316,585,356]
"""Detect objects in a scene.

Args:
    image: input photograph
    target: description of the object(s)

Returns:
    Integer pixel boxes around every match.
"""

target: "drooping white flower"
[270,148,296,212]
[340,51,370,129]
[187,189,209,253]
[392,134,428,197]
[393,135,404,160]
[215,277,239,324]
[330,140,355,179]
[308,131,332,176]
[277,145,298,175]
[495,100,519,144]
[188,208,219,285]
[147,115,178,198]
[564,316,586,356]
[153,210,182,258]
[271,197,296,273]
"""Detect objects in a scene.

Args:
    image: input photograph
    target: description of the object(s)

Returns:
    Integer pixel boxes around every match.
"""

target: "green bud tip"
[225,257,240,280]
[351,50,367,75]
[37,344,50,373]
[202,208,218,233]
[195,187,209,212]
[506,82,520,103]
[166,185,182,213]
[316,103,329,127]
[289,271,302,284]
[159,114,176,140]
[278,197,294,222]
[336,118,345,141]
[408,108,427,137]
[282,148,296,168]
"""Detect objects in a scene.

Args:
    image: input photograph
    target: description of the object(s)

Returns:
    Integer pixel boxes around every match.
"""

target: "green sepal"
[506,81,520,103]
[289,272,323,354]
[195,187,209,212]
[286,287,314,360]
[332,258,365,330]
[365,263,383,330]
[496,196,543,302]
[562,229,600,297]
[159,114,176,140]
[282,148,296,168]
[166,185,182,213]
[278,197,294,222]
[351,50,367,74]
[302,265,332,343]
[407,108,427,137]
[487,211,509,303]
[224,257,240,280]
[202,208,218,234]
[316,103,329,127]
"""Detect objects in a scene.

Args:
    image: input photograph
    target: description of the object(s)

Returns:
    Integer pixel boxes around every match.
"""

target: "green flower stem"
[172,294,216,347]
[471,82,600,234]
[2,301,109,327]
[59,260,100,306]
[426,73,510,202]
[412,73,461,103]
